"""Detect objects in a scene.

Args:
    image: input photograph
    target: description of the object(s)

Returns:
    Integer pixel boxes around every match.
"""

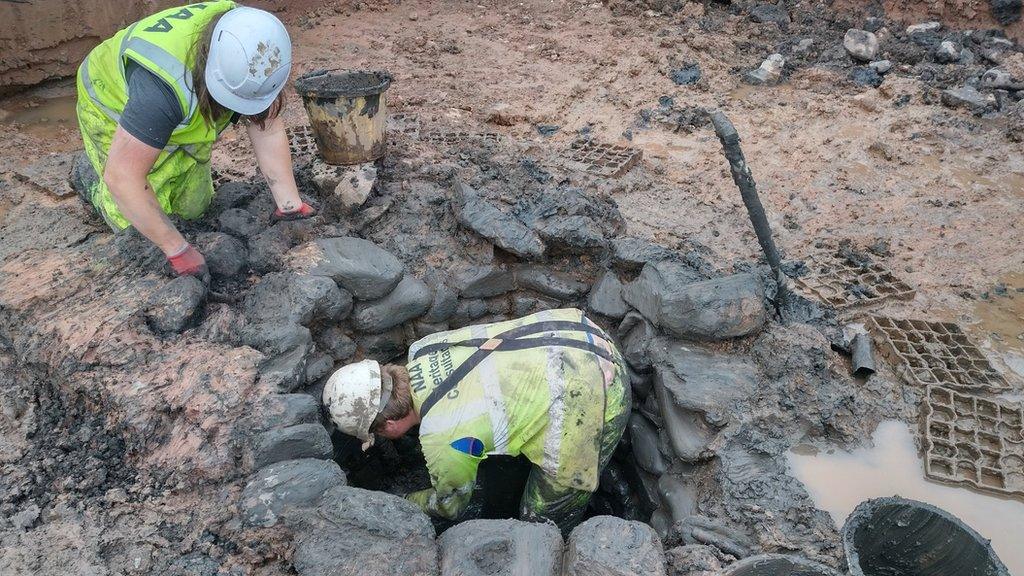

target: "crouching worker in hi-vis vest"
[322,308,632,534]
[76,2,316,278]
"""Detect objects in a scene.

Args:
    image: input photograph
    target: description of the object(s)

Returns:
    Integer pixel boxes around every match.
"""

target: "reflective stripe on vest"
[121,36,198,127]
[416,319,616,418]
[79,58,121,122]
[80,27,197,130]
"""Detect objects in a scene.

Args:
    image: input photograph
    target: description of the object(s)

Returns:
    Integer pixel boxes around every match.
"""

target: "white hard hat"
[322,359,393,451]
[205,7,292,116]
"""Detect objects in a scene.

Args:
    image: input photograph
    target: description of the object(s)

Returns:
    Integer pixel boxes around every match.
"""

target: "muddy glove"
[167,243,209,280]
[271,201,317,222]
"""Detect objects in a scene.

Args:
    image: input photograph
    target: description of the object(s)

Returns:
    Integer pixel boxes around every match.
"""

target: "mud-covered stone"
[626,271,765,341]
[248,226,293,274]
[450,298,490,327]
[565,516,667,576]
[942,85,997,114]
[588,271,629,319]
[649,340,757,462]
[611,237,676,272]
[351,275,433,333]
[305,353,334,383]
[628,412,668,476]
[218,208,263,239]
[422,280,458,323]
[239,458,346,528]
[210,181,260,215]
[439,519,564,576]
[456,265,514,298]
[242,322,314,392]
[744,54,784,85]
[145,276,207,334]
[310,158,376,212]
[453,181,546,260]
[317,326,357,362]
[286,237,404,300]
[258,394,321,432]
[844,29,879,61]
[515,265,589,300]
[618,312,657,372]
[253,423,333,469]
[671,515,754,559]
[749,4,789,28]
[656,476,696,526]
[534,215,607,254]
[628,366,652,400]
[245,272,351,326]
[194,232,247,278]
[664,545,725,576]
[414,320,449,339]
[358,326,408,362]
[292,486,438,576]
[622,261,703,323]
[242,321,312,356]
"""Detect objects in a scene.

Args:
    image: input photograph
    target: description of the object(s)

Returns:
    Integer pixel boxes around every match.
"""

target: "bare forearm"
[249,117,302,212]
[106,172,185,255]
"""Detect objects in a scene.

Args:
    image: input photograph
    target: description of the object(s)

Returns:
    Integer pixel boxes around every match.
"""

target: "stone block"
[565,516,667,576]
[253,423,333,469]
[438,519,563,576]
[239,458,346,528]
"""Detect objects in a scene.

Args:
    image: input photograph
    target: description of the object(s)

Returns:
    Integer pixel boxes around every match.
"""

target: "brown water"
[972,272,1024,384]
[0,94,78,138]
[788,420,1024,574]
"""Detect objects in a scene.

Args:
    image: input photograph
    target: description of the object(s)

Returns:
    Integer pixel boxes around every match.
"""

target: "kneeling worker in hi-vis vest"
[322,308,631,533]
[76,2,316,278]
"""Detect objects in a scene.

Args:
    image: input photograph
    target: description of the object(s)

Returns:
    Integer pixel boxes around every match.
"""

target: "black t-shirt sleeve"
[118,60,185,149]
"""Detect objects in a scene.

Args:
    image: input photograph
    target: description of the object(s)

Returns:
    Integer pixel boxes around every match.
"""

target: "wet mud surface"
[1,0,1023,574]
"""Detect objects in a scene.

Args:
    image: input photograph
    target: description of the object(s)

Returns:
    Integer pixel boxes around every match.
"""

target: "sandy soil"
[0,0,1022,573]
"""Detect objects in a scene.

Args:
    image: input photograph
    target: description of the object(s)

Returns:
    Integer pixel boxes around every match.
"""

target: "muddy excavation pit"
[3,0,1024,571]
[3,103,1019,574]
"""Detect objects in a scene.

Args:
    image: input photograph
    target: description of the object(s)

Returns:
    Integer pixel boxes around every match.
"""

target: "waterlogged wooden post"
[710,110,789,307]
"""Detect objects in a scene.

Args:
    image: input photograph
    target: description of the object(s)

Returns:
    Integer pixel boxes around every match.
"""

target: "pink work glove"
[272,201,318,222]
[167,243,208,279]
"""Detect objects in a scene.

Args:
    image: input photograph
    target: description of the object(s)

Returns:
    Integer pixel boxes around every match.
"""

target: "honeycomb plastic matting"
[923,385,1024,496]
[870,317,1011,392]
[793,253,915,310]
[564,139,642,178]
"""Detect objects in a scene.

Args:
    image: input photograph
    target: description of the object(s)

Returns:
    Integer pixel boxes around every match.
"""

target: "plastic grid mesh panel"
[792,253,915,310]
[869,317,1011,392]
[564,139,642,178]
[287,125,319,160]
[923,385,1024,496]
[211,166,251,187]
[420,131,502,146]
[388,113,421,138]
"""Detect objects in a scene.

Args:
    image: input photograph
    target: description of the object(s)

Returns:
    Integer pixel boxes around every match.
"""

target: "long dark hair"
[189,12,284,129]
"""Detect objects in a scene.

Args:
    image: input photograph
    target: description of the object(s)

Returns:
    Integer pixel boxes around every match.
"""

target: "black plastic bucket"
[293,69,392,165]
[843,497,1010,576]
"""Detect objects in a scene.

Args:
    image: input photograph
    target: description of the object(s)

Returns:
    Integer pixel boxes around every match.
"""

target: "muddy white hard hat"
[205,7,292,116]
[322,359,393,451]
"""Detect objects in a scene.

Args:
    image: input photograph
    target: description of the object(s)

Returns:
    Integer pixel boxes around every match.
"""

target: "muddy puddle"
[0,93,78,138]
[972,272,1024,382]
[788,419,1024,574]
